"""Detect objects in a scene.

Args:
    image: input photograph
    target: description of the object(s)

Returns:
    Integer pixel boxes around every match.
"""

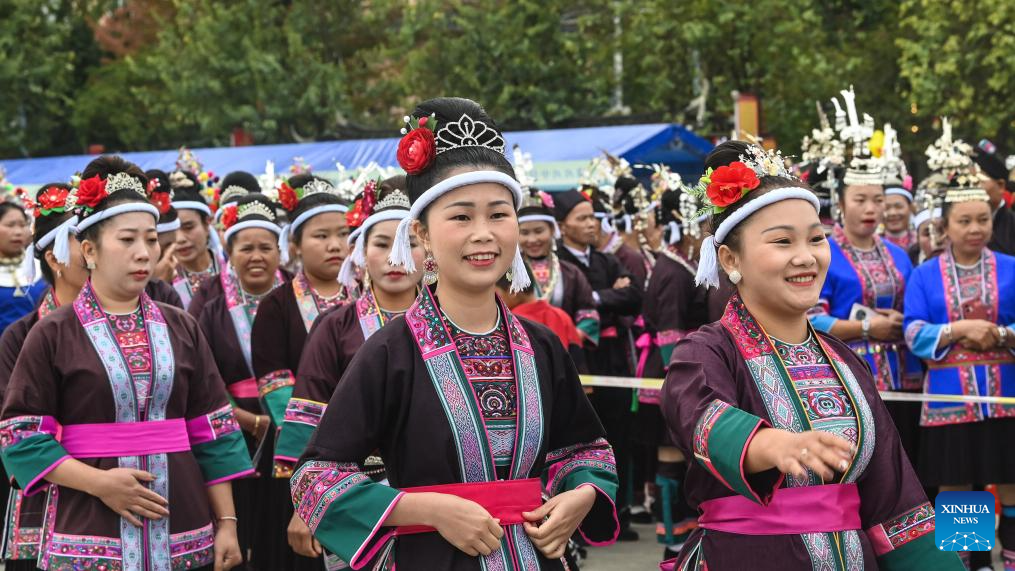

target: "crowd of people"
[0,91,1008,570]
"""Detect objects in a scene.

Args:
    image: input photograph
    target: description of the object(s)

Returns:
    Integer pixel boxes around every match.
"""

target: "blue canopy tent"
[1,123,712,191]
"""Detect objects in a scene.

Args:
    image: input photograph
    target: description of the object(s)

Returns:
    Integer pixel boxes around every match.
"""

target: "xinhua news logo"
[935,491,995,551]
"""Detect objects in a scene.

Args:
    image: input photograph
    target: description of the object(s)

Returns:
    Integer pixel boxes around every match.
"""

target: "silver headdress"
[374,188,411,211]
[831,86,885,187]
[434,114,506,156]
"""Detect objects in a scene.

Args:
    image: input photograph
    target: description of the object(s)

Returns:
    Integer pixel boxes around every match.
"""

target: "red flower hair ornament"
[397,114,437,175]
[278,182,300,212]
[73,175,110,211]
[700,162,760,212]
[220,204,238,229]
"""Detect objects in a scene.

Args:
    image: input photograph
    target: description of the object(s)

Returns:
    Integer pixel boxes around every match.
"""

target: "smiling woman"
[292,97,619,570]
[660,142,961,570]
[0,156,252,571]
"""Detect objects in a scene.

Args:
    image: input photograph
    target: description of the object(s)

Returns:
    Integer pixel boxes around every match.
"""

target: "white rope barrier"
[578,375,1015,406]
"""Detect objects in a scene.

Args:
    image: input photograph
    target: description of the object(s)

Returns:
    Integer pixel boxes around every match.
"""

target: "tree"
[898,0,1015,153]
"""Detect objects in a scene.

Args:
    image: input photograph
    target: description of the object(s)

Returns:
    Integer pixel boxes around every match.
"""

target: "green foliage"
[0,0,1012,161]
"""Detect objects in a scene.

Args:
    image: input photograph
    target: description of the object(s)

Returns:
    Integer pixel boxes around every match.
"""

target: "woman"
[249,173,351,571]
[612,174,660,279]
[0,183,87,570]
[276,175,420,472]
[660,141,959,570]
[517,187,600,344]
[806,145,924,465]
[195,193,288,569]
[0,156,252,571]
[909,206,944,266]
[171,183,222,309]
[292,97,618,570]
[904,173,1015,570]
[883,186,916,250]
[0,201,45,333]
[636,183,709,559]
[281,177,423,566]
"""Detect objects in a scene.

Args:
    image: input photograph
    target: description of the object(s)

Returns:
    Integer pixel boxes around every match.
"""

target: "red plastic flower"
[75,175,109,209]
[151,192,172,215]
[37,186,69,211]
[706,162,759,209]
[397,128,436,175]
[221,204,238,229]
[345,200,367,229]
[278,182,299,212]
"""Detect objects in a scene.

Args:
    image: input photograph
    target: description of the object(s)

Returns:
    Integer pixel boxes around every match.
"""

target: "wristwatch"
[942,323,952,343]
[861,318,871,340]
[998,326,1008,347]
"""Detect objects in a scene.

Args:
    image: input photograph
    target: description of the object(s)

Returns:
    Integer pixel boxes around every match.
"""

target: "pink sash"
[228,378,259,399]
[394,478,543,535]
[59,419,191,458]
[698,483,861,535]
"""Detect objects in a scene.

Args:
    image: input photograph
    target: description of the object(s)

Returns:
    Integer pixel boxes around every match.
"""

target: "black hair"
[32,183,75,285]
[77,156,151,246]
[220,171,262,195]
[704,142,814,253]
[0,202,27,224]
[613,176,642,216]
[404,97,515,223]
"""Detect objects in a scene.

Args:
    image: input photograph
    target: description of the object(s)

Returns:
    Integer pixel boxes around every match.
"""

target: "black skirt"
[884,400,922,470]
[917,417,1015,486]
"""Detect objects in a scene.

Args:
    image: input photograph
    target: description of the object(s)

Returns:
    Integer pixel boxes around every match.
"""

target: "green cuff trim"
[261,385,294,427]
[877,533,964,570]
[275,421,314,464]
[309,479,402,566]
[2,434,69,493]
[693,400,772,504]
[659,343,676,370]
[578,318,600,346]
[191,432,254,484]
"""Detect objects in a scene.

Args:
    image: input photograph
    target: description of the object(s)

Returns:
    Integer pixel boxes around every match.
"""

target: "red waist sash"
[698,483,861,535]
[228,378,259,399]
[395,478,543,535]
[59,419,191,458]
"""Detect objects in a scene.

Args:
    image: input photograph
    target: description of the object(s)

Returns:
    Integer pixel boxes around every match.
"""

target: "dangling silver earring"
[57,269,63,279]
[422,253,438,286]
[728,270,742,285]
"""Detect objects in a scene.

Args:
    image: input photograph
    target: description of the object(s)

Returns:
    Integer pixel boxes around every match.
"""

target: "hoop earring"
[422,252,438,286]
[728,270,742,285]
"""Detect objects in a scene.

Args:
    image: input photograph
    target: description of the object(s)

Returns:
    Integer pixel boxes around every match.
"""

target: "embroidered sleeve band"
[258,369,296,427]
[544,438,620,545]
[692,399,781,505]
[291,460,404,569]
[275,398,327,465]
[187,406,254,485]
[0,416,68,496]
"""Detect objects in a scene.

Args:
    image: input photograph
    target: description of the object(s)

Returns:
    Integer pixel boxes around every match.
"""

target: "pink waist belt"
[698,483,861,535]
[228,378,259,399]
[395,478,543,535]
[58,418,191,458]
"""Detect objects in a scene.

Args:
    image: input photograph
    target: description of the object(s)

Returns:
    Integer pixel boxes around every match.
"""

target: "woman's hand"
[154,243,177,283]
[749,428,854,481]
[288,512,322,558]
[522,486,597,560]
[868,310,903,342]
[87,468,169,526]
[429,494,504,557]
[955,320,1000,351]
[214,519,242,571]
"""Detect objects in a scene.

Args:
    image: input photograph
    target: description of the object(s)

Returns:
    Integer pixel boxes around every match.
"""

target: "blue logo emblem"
[935,491,995,551]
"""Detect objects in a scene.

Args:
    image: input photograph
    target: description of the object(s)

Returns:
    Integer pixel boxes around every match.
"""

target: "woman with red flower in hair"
[0,155,252,571]
[658,141,959,570]
[290,97,619,570]
[249,172,352,571]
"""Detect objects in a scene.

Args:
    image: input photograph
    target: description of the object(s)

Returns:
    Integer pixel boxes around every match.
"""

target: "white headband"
[172,201,212,217]
[695,187,820,289]
[278,204,349,265]
[224,219,283,243]
[518,214,561,239]
[76,203,160,234]
[27,215,79,281]
[885,187,914,202]
[387,170,530,293]
[157,219,181,234]
[339,209,410,289]
[913,208,942,230]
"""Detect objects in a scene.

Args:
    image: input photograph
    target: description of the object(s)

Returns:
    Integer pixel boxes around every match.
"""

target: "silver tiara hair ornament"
[220,185,250,204]
[302,179,337,198]
[106,172,147,196]
[237,201,276,222]
[375,188,411,211]
[435,114,506,155]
